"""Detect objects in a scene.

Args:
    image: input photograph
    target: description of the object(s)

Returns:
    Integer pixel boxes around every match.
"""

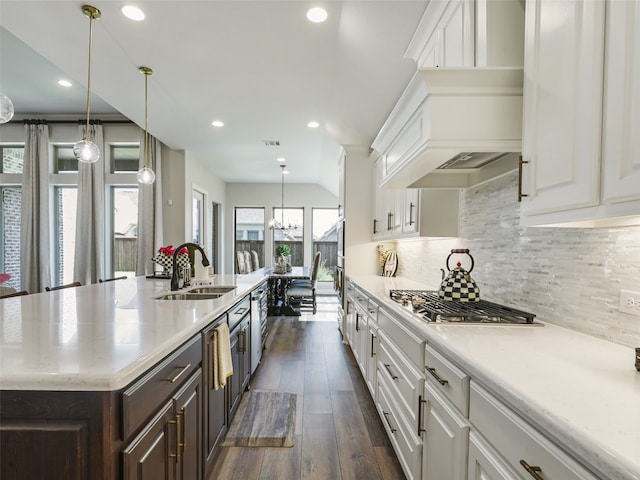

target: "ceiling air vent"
[263,140,281,146]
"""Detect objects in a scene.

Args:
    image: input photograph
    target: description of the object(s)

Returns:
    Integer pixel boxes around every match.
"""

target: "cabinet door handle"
[387,212,392,231]
[518,155,529,202]
[382,411,397,433]
[163,363,191,383]
[373,219,378,234]
[355,313,360,331]
[370,333,376,357]
[169,413,181,463]
[384,363,398,380]
[426,366,449,385]
[409,202,415,225]
[520,460,544,480]
[418,395,427,436]
[239,330,246,352]
[180,408,187,452]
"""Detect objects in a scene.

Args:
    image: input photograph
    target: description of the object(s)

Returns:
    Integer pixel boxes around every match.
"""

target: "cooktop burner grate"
[389,289,537,324]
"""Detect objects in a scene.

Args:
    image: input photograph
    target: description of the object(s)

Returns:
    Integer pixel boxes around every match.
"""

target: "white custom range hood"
[372,68,523,189]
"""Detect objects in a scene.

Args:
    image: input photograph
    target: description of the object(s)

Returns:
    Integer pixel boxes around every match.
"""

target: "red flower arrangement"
[158,245,189,256]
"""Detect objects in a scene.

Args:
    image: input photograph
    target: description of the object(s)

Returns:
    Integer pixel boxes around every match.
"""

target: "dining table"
[267,266,311,316]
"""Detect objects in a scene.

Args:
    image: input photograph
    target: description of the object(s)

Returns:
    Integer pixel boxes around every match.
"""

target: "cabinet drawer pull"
[163,363,191,383]
[518,155,529,202]
[520,460,544,480]
[233,307,248,316]
[383,363,398,380]
[409,202,415,225]
[418,395,427,436]
[382,411,397,433]
[426,366,449,385]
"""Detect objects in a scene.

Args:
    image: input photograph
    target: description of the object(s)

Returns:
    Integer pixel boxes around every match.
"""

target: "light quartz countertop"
[0,271,268,392]
[348,274,640,480]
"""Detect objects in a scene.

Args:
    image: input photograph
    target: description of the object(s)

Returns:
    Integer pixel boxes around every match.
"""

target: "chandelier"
[268,164,299,232]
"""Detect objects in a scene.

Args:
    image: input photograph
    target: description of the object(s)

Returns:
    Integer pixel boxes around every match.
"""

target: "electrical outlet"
[619,290,640,316]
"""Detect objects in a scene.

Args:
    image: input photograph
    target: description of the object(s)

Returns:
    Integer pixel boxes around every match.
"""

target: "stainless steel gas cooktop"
[389,290,540,325]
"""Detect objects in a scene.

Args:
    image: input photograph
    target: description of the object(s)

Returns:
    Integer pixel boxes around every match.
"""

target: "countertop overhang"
[0,271,269,392]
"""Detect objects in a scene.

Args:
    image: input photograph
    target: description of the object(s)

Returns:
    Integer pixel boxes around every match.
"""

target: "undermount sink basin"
[187,286,236,294]
[156,292,225,300]
[155,286,237,301]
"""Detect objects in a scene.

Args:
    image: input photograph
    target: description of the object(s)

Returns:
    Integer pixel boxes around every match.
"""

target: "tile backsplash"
[395,171,640,347]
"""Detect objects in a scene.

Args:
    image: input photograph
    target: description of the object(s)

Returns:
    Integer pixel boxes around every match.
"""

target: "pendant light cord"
[144,71,149,169]
[84,13,94,142]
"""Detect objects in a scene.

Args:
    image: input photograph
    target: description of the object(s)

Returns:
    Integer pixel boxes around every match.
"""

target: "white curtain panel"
[73,123,105,285]
[20,122,52,293]
[136,130,163,276]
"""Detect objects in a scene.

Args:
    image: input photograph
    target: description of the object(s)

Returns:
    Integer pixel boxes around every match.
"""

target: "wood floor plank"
[304,351,330,393]
[331,390,384,480]
[324,343,354,391]
[303,392,333,414]
[301,413,342,480]
[258,435,303,480]
[209,447,265,480]
[373,445,407,480]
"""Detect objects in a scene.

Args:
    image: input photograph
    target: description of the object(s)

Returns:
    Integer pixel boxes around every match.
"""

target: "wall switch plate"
[619,290,640,316]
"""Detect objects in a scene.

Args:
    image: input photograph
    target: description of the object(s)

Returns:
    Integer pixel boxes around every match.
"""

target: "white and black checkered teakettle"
[438,249,480,302]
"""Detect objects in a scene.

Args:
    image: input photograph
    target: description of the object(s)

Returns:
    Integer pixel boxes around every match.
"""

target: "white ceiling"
[0,1,428,194]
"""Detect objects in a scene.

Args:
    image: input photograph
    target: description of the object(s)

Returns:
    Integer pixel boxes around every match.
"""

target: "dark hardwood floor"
[209,296,406,480]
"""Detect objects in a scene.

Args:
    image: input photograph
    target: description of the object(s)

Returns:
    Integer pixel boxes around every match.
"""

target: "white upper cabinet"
[521,0,640,227]
[602,0,640,206]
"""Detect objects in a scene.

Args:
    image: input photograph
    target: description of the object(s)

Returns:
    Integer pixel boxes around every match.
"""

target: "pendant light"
[137,66,155,184]
[73,4,101,164]
[269,165,298,231]
[0,92,14,124]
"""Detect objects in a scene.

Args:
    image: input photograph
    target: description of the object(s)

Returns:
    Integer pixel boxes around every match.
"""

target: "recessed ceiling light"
[211,120,224,127]
[277,157,286,162]
[307,121,320,128]
[122,5,145,21]
[306,7,328,23]
[58,80,72,87]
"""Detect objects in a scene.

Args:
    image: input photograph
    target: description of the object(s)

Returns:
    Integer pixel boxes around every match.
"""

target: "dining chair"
[45,281,81,292]
[251,250,260,271]
[0,290,28,299]
[285,251,321,314]
[99,276,127,283]
[236,251,247,274]
[243,251,253,272]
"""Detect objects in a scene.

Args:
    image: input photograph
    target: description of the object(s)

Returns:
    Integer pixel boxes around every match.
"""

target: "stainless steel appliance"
[250,282,269,373]
[389,290,540,325]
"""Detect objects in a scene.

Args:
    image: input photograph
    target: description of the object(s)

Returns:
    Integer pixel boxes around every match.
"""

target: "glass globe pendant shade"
[137,166,156,184]
[0,92,14,124]
[73,139,100,163]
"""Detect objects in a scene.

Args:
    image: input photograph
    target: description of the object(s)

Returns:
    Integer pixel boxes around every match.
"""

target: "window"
[235,207,264,271]
[192,188,205,244]
[208,202,219,273]
[312,208,339,282]
[54,145,78,173]
[112,145,139,173]
[54,187,77,285]
[0,145,24,173]
[0,187,21,289]
[273,207,303,266]
[113,188,138,278]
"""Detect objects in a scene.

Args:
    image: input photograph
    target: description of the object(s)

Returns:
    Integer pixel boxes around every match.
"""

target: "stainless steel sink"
[155,286,236,300]
[186,286,236,294]
[156,292,224,300]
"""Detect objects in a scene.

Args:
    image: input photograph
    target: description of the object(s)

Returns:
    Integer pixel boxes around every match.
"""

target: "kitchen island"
[346,274,640,480]
[0,271,269,480]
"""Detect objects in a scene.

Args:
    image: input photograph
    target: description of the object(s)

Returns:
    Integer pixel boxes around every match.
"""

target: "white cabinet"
[521,0,640,227]
[602,0,640,207]
[468,431,520,480]
[422,383,470,480]
[469,382,600,480]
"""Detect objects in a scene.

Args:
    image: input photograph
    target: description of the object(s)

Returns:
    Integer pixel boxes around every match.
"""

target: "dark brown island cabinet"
[0,294,253,480]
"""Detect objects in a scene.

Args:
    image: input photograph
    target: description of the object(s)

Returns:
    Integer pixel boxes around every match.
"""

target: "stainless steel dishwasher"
[250,281,268,374]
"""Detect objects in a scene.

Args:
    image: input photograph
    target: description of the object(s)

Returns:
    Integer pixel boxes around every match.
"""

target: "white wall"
[225,183,338,274]
[394,172,640,347]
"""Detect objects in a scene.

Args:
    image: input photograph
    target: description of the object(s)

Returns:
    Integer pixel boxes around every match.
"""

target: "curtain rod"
[7,119,134,125]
